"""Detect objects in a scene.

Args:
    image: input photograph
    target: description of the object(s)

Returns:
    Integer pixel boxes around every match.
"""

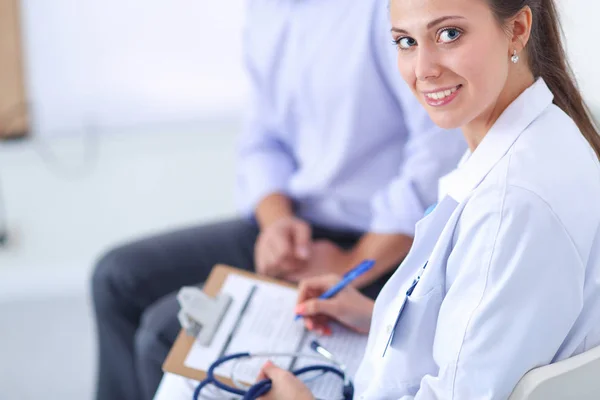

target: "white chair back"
[509,345,600,400]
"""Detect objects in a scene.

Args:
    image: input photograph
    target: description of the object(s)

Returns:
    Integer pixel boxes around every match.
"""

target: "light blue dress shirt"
[236,0,466,235]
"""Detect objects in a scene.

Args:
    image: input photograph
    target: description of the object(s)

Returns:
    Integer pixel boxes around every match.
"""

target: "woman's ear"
[508,6,533,53]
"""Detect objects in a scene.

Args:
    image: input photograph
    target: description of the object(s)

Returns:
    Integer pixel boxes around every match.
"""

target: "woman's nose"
[414,45,442,82]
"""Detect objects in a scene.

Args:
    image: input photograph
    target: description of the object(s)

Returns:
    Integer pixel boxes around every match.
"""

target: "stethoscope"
[193,340,353,400]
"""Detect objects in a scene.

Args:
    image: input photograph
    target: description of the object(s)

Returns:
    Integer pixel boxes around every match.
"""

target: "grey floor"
[0,120,240,399]
[0,295,95,400]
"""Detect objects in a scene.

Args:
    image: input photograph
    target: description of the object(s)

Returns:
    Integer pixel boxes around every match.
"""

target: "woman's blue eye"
[396,37,417,49]
[438,28,461,43]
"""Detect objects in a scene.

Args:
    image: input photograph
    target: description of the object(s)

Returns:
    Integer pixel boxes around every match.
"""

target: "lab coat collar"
[447,79,554,202]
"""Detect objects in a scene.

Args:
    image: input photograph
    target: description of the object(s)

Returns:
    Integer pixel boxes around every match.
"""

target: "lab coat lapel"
[408,196,459,266]
[377,195,458,309]
[448,79,554,202]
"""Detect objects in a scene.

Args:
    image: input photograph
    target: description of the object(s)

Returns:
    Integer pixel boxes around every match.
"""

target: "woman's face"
[389,0,512,130]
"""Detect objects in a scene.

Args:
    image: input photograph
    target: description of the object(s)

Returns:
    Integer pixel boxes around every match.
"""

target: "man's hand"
[256,361,314,400]
[284,240,351,282]
[254,216,312,278]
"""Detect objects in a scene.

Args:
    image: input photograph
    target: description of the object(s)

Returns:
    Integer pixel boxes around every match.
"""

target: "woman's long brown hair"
[490,0,600,160]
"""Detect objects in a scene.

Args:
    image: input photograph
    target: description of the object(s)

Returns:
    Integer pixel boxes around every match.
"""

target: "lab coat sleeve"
[406,185,585,400]
[368,0,466,235]
[235,14,297,216]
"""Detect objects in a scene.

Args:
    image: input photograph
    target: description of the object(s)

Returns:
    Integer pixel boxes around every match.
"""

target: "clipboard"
[162,264,296,384]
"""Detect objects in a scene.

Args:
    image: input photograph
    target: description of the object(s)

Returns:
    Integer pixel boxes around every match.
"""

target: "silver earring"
[511,50,519,64]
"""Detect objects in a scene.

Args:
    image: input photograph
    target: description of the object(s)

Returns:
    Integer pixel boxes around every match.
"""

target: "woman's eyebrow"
[427,15,465,29]
[391,15,466,35]
[391,27,409,35]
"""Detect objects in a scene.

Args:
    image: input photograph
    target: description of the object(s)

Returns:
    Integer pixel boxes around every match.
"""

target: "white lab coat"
[354,79,600,399]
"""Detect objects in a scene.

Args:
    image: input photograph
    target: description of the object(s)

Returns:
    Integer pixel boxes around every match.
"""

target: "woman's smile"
[422,84,463,107]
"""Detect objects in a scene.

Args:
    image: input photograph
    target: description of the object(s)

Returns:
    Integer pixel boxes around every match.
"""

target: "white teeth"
[425,86,459,100]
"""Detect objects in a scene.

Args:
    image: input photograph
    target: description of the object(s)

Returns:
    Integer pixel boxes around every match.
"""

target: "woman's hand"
[256,361,314,400]
[295,274,375,334]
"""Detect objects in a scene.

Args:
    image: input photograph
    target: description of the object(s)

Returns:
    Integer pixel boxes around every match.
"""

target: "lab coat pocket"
[385,286,443,384]
[390,286,442,348]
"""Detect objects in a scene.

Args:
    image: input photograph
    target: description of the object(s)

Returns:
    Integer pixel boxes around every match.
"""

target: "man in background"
[91,0,466,399]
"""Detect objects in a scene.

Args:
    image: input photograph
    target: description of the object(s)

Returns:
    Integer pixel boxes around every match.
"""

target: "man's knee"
[92,245,139,312]
[134,294,180,365]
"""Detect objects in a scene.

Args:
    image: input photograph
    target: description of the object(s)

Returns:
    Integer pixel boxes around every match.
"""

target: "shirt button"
[386,324,393,334]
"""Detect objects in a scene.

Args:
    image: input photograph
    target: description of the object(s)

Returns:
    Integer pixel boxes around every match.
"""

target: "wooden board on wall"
[0,0,28,138]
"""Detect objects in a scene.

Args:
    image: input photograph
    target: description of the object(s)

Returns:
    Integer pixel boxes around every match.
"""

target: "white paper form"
[294,324,368,400]
[184,274,305,383]
[184,273,368,396]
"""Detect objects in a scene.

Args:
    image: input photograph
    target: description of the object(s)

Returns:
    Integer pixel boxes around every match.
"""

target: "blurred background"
[0,0,597,398]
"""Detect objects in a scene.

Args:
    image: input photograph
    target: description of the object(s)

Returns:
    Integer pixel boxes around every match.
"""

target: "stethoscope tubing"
[243,364,345,400]
[193,352,348,400]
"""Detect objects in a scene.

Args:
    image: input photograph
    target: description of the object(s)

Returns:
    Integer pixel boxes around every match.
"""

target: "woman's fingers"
[297,275,339,304]
[296,300,333,334]
[257,360,278,381]
[301,298,338,318]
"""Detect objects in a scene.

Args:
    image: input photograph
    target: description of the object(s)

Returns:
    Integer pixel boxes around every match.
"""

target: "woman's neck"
[462,70,535,152]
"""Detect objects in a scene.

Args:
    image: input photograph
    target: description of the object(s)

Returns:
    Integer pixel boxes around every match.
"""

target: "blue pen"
[295,259,375,321]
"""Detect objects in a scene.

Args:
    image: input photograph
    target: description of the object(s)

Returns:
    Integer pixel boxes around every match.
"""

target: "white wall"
[17,0,599,136]
[20,0,248,135]
[559,1,600,115]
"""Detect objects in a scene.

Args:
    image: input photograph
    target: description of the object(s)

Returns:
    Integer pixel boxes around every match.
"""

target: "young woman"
[259,0,600,398]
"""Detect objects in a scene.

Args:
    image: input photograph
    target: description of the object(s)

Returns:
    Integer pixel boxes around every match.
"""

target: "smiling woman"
[256,0,600,399]
[391,2,515,140]
[389,0,600,155]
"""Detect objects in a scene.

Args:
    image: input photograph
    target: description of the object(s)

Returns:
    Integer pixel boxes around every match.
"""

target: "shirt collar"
[446,78,554,202]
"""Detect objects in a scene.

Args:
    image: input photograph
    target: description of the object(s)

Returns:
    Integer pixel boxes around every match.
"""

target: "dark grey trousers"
[91,218,393,400]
